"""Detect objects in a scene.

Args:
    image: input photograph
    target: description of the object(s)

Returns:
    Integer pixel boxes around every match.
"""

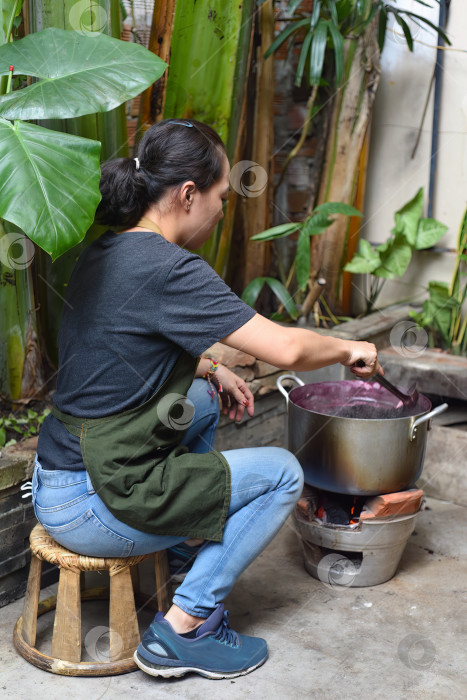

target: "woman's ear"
[179,181,196,208]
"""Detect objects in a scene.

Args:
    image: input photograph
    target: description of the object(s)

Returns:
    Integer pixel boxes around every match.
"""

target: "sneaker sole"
[133,649,268,680]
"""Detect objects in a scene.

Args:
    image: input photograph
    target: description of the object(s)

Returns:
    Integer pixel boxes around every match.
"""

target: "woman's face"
[182,153,231,250]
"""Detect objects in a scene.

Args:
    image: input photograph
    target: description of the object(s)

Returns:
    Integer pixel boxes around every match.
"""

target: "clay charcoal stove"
[293,486,423,587]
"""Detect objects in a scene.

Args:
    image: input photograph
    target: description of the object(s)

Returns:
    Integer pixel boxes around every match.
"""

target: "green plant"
[0,406,50,447]
[344,188,448,313]
[262,0,450,307]
[242,201,361,320]
[410,207,467,355]
[0,25,166,259]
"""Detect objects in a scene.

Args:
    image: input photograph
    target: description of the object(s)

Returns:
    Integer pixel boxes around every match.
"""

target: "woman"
[33,119,381,680]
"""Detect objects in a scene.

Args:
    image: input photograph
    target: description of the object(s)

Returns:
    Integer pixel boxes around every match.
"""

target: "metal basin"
[277,375,448,495]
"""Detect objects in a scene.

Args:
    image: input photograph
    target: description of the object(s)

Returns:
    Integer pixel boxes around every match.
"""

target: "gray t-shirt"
[37,229,256,470]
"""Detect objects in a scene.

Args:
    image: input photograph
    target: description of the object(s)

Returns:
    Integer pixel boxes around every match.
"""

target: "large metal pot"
[277,375,448,495]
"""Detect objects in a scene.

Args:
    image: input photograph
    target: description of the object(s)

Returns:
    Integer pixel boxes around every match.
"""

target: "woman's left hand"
[213,365,255,422]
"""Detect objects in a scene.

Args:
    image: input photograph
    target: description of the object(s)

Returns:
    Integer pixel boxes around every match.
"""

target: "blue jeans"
[32,378,303,617]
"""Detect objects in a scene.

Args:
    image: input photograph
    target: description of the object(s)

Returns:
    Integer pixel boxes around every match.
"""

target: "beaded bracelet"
[202,357,223,398]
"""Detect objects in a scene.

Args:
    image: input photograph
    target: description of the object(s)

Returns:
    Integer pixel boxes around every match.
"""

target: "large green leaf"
[400,10,451,46]
[310,0,321,30]
[393,188,424,245]
[264,18,309,59]
[393,11,414,52]
[302,222,332,237]
[314,201,362,217]
[378,5,388,51]
[1,0,21,45]
[424,282,457,345]
[309,20,328,85]
[0,27,167,120]
[326,19,344,85]
[264,277,299,319]
[295,30,312,87]
[242,275,298,319]
[375,238,412,279]
[415,218,448,249]
[344,238,380,274]
[250,222,301,241]
[242,277,266,308]
[0,118,101,259]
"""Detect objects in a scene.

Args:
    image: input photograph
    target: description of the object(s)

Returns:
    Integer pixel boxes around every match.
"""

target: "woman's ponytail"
[96,157,149,229]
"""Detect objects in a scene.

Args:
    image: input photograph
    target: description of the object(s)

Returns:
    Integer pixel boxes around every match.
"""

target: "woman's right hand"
[341,340,383,378]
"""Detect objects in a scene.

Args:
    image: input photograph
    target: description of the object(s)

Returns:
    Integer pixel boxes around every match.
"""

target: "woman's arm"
[220,313,382,378]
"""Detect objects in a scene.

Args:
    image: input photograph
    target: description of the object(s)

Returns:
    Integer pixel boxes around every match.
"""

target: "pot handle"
[409,403,448,441]
[276,374,305,402]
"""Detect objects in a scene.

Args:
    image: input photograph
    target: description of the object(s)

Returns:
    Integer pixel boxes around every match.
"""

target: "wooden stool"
[13,523,172,676]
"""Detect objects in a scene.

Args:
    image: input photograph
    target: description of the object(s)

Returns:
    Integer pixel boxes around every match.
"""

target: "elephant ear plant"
[0,26,167,259]
[344,188,448,314]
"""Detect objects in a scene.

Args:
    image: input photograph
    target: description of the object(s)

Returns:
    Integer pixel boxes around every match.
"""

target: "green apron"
[51,350,231,542]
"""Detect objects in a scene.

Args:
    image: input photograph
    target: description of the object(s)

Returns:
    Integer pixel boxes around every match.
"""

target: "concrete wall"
[355,0,466,312]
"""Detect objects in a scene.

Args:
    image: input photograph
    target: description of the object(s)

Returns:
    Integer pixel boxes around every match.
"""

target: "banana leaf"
[163,0,250,267]
[164,0,243,142]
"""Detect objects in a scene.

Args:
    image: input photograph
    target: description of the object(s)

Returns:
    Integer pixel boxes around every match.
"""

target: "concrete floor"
[1,496,466,700]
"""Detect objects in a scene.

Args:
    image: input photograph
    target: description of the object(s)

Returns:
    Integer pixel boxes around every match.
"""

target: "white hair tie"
[134,157,140,171]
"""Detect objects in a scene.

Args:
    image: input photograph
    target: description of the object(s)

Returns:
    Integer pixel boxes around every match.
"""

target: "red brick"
[360,489,424,519]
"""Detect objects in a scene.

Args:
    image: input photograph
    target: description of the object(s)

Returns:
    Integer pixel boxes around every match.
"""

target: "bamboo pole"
[243,0,274,287]
[341,118,372,315]
[139,0,176,129]
[214,0,255,279]
[313,19,381,311]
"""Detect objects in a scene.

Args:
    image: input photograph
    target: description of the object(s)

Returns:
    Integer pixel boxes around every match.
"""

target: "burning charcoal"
[323,500,350,525]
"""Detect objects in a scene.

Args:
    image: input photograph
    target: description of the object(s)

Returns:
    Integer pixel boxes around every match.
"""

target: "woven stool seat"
[29,524,152,576]
[14,523,172,677]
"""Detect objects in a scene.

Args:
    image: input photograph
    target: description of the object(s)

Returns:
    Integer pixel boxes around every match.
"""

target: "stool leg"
[155,550,171,612]
[130,564,140,595]
[22,555,42,646]
[109,567,140,661]
[52,568,81,662]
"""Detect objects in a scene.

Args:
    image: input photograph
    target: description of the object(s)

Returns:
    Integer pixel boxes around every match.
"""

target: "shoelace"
[213,611,239,647]
[20,481,33,500]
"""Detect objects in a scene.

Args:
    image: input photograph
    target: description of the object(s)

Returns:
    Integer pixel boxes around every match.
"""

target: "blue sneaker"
[134,603,268,679]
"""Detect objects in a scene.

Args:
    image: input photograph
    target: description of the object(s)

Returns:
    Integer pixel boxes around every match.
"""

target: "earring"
[186,204,190,211]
